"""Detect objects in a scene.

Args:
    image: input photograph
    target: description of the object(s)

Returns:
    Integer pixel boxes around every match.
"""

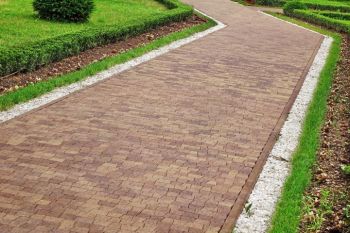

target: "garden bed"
[0,0,193,77]
[0,15,206,94]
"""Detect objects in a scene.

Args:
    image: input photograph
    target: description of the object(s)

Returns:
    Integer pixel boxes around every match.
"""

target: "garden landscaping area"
[0,0,214,109]
[0,0,349,233]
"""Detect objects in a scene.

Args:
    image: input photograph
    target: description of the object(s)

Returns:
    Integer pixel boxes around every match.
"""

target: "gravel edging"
[0,10,225,124]
[234,26,333,233]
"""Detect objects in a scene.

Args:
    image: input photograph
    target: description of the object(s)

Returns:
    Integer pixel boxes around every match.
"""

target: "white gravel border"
[234,14,333,233]
[0,10,225,124]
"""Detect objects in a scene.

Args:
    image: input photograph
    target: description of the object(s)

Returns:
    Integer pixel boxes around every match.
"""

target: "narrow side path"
[0,0,322,233]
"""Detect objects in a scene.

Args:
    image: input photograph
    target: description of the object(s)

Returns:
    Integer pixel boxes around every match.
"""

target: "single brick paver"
[0,0,322,232]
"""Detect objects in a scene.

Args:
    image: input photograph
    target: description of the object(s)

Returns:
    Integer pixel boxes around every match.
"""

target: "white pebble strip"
[0,10,225,123]
[234,26,333,233]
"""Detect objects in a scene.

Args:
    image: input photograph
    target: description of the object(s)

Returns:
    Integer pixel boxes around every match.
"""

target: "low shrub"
[302,1,350,13]
[256,0,284,6]
[290,9,350,33]
[284,1,308,15]
[33,0,94,22]
[0,0,192,77]
[318,11,350,21]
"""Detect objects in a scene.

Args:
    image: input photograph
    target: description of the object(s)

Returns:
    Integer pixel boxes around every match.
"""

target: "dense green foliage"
[33,0,94,22]
[256,0,282,7]
[0,0,191,77]
[291,9,350,33]
[0,16,216,111]
[282,0,350,33]
[283,1,307,14]
[301,1,350,12]
[266,13,342,233]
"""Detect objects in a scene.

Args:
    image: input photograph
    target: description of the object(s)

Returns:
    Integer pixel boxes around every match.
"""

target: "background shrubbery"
[283,1,307,15]
[256,0,284,7]
[33,0,94,22]
[281,1,350,34]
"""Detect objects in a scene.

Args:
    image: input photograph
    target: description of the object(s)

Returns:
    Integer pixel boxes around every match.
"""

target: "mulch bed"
[0,15,206,94]
[300,35,350,233]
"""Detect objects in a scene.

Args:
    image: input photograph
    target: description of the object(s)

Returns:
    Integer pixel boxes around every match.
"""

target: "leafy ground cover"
[0,0,193,76]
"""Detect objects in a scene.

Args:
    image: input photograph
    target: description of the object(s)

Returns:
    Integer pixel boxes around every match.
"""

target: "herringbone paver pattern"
[0,0,322,232]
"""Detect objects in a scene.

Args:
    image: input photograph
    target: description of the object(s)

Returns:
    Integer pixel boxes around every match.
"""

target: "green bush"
[284,1,308,15]
[33,0,94,22]
[303,1,350,13]
[0,0,192,77]
[256,0,284,7]
[319,11,350,21]
[290,9,350,33]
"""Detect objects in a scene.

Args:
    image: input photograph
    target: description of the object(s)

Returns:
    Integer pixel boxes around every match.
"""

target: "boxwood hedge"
[0,0,193,77]
[301,1,350,12]
[288,9,350,33]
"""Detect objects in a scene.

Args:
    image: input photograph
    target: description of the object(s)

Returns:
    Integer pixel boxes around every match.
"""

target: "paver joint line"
[0,1,324,233]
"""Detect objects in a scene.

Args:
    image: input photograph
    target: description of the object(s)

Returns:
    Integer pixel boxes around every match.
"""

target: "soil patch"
[300,35,350,233]
[0,14,206,94]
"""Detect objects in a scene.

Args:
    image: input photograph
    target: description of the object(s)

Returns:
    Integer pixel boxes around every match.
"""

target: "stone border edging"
[0,10,226,124]
[233,14,333,232]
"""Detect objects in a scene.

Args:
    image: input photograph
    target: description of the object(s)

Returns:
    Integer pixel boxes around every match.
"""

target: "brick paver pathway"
[0,0,323,232]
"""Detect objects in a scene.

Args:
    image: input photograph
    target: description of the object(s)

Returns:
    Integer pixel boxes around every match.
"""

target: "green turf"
[0,0,167,49]
[0,15,216,111]
[265,13,342,233]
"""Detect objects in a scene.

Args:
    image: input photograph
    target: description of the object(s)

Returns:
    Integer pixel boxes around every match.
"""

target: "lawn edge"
[262,13,342,233]
[0,0,193,77]
[0,10,225,123]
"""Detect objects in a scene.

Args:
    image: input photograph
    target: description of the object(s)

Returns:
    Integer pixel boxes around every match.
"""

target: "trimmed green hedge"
[283,1,308,15]
[302,1,350,12]
[253,0,350,11]
[318,10,350,20]
[288,9,350,33]
[0,0,192,77]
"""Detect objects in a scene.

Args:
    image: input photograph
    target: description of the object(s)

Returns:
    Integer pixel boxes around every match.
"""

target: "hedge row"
[318,10,350,20]
[254,0,350,11]
[301,1,350,12]
[0,0,193,77]
[287,9,350,33]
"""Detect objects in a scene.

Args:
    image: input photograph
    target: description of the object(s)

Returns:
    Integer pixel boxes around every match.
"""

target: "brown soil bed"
[300,35,350,233]
[0,14,206,94]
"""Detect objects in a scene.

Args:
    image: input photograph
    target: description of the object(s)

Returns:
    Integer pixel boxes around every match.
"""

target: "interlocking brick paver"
[0,0,322,232]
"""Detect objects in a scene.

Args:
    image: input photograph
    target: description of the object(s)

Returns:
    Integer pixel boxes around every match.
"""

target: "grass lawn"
[0,0,193,76]
[0,0,167,49]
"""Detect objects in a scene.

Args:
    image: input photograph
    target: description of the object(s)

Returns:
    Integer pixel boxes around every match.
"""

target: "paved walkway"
[0,1,322,233]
